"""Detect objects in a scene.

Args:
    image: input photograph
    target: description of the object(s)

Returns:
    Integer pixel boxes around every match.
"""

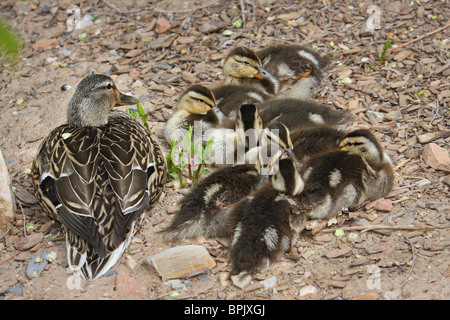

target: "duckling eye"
[243,60,250,65]
[195,98,205,103]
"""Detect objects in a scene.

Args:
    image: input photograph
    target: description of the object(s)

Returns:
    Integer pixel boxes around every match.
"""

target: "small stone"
[0,285,23,296]
[373,199,392,212]
[165,279,186,291]
[26,252,52,279]
[260,276,277,289]
[124,256,137,269]
[155,17,171,33]
[200,21,225,34]
[115,271,147,296]
[57,50,72,57]
[299,285,318,297]
[41,5,52,13]
[144,245,216,281]
[217,292,226,299]
[197,273,209,281]
[32,38,59,50]
[423,143,450,171]
[417,179,432,187]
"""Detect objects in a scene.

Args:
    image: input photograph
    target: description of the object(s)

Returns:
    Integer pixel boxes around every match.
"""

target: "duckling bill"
[32,74,166,280]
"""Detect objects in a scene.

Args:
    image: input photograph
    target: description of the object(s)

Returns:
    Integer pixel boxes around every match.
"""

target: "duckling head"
[178,85,216,115]
[67,74,138,127]
[339,130,386,168]
[271,158,304,196]
[264,121,296,159]
[223,47,264,80]
[235,104,263,148]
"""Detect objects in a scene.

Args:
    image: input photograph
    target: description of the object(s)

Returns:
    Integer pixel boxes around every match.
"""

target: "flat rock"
[373,199,392,212]
[0,149,15,225]
[115,271,147,296]
[423,143,450,171]
[145,245,216,281]
[26,251,55,279]
[200,21,225,34]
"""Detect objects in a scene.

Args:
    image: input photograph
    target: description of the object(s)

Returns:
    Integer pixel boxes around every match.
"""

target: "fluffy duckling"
[288,130,394,245]
[223,46,279,96]
[162,117,297,241]
[162,165,259,241]
[256,44,334,100]
[259,99,353,131]
[212,85,271,123]
[164,85,218,144]
[164,84,272,145]
[32,74,166,280]
[228,158,304,288]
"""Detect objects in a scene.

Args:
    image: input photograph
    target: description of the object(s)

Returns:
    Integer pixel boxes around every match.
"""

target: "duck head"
[67,74,138,127]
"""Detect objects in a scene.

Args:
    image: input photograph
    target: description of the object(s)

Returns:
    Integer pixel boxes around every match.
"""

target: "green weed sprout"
[379,39,392,66]
[166,126,214,187]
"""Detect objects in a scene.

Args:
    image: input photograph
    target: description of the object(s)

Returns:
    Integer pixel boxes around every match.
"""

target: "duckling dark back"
[212,85,270,119]
[259,99,353,130]
[290,126,347,162]
[163,165,259,240]
[295,150,366,220]
[228,184,292,278]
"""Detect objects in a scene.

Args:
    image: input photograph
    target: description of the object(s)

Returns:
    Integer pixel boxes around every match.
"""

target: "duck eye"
[106,83,112,89]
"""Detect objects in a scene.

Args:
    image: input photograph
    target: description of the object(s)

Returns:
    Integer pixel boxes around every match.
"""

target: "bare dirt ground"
[0,0,449,300]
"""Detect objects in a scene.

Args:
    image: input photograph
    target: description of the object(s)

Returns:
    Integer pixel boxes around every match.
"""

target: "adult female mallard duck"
[32,74,166,280]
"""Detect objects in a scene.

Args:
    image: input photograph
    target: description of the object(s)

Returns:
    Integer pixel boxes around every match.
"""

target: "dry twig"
[319,224,433,234]
[386,22,450,52]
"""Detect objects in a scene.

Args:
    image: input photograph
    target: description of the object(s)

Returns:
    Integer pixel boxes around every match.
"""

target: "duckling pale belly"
[163,165,259,241]
[32,111,166,280]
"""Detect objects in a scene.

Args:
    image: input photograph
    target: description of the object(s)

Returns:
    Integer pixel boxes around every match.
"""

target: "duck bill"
[253,70,264,79]
[285,148,302,167]
[256,174,270,188]
[118,92,139,106]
